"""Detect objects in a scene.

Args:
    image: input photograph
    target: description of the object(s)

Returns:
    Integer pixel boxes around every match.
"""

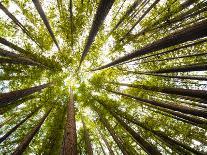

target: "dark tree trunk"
[111,82,207,100]
[0,2,42,48]
[92,19,207,71]
[121,69,207,81]
[107,90,207,118]
[32,0,60,50]
[120,0,160,41]
[147,63,207,74]
[99,131,115,155]
[0,37,28,55]
[110,0,141,34]
[82,118,93,155]
[0,106,41,143]
[62,88,77,155]
[0,83,51,106]
[96,110,130,155]
[0,57,40,66]
[12,108,52,155]
[79,0,115,65]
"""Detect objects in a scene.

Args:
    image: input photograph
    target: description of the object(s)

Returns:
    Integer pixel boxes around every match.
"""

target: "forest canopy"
[0,0,207,154]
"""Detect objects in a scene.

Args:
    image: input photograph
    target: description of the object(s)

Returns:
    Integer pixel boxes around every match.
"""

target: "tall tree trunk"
[79,0,115,66]
[120,0,160,41]
[62,87,77,155]
[12,108,52,155]
[0,37,28,55]
[92,19,207,71]
[96,98,205,154]
[0,83,51,106]
[99,130,115,155]
[0,2,42,48]
[111,82,207,99]
[69,0,74,50]
[120,69,207,81]
[0,106,41,143]
[96,109,130,155]
[0,57,41,66]
[147,63,207,74]
[107,90,207,118]
[32,0,60,50]
[110,0,141,34]
[82,118,93,155]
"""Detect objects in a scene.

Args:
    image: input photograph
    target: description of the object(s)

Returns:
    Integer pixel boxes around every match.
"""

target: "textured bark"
[0,2,41,48]
[108,90,207,118]
[96,110,129,155]
[82,118,93,155]
[32,0,60,50]
[0,106,41,143]
[112,82,207,100]
[110,0,141,34]
[62,88,77,155]
[99,131,115,155]
[147,63,207,74]
[0,37,28,55]
[0,83,51,106]
[12,108,52,155]
[120,0,160,41]
[93,19,207,71]
[79,0,115,65]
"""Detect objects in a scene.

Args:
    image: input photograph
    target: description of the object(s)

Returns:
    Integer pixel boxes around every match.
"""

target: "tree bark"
[0,106,41,143]
[82,118,93,155]
[111,82,207,100]
[79,0,115,66]
[32,0,60,50]
[92,19,207,71]
[12,108,52,155]
[62,87,78,155]
[107,90,207,118]
[0,83,51,107]
[0,57,41,66]
[0,2,42,48]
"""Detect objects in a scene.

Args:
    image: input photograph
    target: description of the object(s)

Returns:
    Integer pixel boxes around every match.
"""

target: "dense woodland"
[0,0,207,154]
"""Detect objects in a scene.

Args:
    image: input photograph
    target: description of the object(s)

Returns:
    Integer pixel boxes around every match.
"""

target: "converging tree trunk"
[0,83,51,106]
[82,118,93,155]
[79,0,115,66]
[12,108,52,155]
[92,19,207,70]
[111,82,207,99]
[0,106,41,143]
[62,87,77,155]
[32,0,60,50]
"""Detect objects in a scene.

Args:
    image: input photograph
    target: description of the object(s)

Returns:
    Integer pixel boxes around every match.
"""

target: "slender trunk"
[107,90,207,118]
[147,63,207,74]
[120,69,207,81]
[99,131,115,155]
[96,109,130,155]
[111,82,207,100]
[98,139,107,155]
[62,88,77,155]
[110,0,141,34]
[69,0,74,50]
[79,0,115,65]
[139,52,207,64]
[0,2,41,48]
[0,57,40,66]
[32,0,60,50]
[0,37,28,55]
[180,0,198,8]
[12,108,52,155]
[0,106,41,143]
[92,19,207,71]
[82,118,93,155]
[0,83,51,106]
[120,0,160,41]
